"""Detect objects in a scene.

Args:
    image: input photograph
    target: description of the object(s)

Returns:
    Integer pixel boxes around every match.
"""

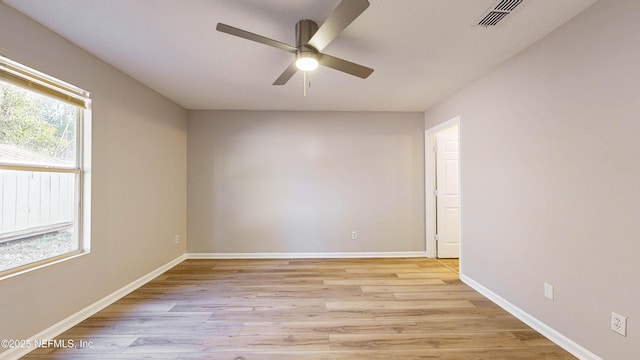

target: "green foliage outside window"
[0,81,76,161]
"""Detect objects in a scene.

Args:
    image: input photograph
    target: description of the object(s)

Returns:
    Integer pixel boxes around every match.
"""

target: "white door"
[435,130,460,258]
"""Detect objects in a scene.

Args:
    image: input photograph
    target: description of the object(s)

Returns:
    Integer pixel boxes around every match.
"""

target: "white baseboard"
[187,251,427,259]
[0,254,187,360]
[460,274,603,360]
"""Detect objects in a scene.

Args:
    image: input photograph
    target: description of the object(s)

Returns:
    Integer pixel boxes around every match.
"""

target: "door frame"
[425,116,461,258]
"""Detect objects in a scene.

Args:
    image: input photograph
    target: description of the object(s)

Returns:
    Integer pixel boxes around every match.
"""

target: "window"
[0,56,90,276]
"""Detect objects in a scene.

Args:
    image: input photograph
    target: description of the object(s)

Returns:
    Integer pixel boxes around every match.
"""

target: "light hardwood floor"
[23,258,576,359]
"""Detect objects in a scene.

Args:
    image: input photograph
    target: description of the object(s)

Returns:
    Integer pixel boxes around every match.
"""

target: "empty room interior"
[0,0,638,359]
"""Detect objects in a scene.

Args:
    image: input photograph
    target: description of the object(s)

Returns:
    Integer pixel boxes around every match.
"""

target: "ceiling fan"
[216,0,374,86]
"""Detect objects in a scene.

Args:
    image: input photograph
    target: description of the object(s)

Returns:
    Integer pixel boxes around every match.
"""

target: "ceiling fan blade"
[216,23,298,54]
[273,61,298,85]
[318,53,373,79]
[307,0,370,51]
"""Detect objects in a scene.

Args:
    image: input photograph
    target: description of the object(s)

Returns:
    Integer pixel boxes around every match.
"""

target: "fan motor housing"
[296,19,319,50]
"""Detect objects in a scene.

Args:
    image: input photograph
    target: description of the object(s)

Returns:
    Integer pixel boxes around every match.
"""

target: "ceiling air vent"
[478,0,523,27]
[494,0,523,12]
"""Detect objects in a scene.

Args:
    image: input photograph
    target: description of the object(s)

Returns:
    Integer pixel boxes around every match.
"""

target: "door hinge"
[433,145,438,153]
[435,234,439,241]
[434,189,439,197]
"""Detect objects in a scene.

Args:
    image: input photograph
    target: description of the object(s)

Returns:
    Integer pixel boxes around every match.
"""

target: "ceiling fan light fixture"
[216,0,373,85]
[295,51,318,71]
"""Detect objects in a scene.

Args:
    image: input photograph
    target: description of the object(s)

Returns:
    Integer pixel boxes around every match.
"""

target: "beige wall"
[0,3,187,346]
[425,0,639,358]
[188,111,425,254]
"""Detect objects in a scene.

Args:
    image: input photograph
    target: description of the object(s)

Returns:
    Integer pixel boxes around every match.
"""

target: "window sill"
[0,250,89,281]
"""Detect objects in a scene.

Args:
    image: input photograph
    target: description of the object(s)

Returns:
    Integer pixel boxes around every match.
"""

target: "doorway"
[425,116,460,259]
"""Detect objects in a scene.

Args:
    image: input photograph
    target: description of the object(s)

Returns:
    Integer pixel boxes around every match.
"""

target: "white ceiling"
[5,0,597,112]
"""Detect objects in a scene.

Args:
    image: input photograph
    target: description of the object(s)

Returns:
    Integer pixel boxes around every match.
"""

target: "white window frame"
[0,56,91,278]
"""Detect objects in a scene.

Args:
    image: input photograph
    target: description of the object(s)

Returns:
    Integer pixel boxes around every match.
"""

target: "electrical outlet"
[544,283,554,301]
[351,231,357,240]
[174,235,180,244]
[611,312,627,336]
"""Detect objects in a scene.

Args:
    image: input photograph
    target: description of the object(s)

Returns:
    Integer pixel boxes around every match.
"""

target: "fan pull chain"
[303,71,312,96]
[303,71,307,96]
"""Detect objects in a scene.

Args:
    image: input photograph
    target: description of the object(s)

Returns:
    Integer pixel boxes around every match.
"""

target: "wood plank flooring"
[23,258,576,359]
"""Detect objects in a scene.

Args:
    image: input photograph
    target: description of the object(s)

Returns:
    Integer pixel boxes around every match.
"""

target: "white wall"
[188,111,425,254]
[0,3,187,347]
[424,0,639,358]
